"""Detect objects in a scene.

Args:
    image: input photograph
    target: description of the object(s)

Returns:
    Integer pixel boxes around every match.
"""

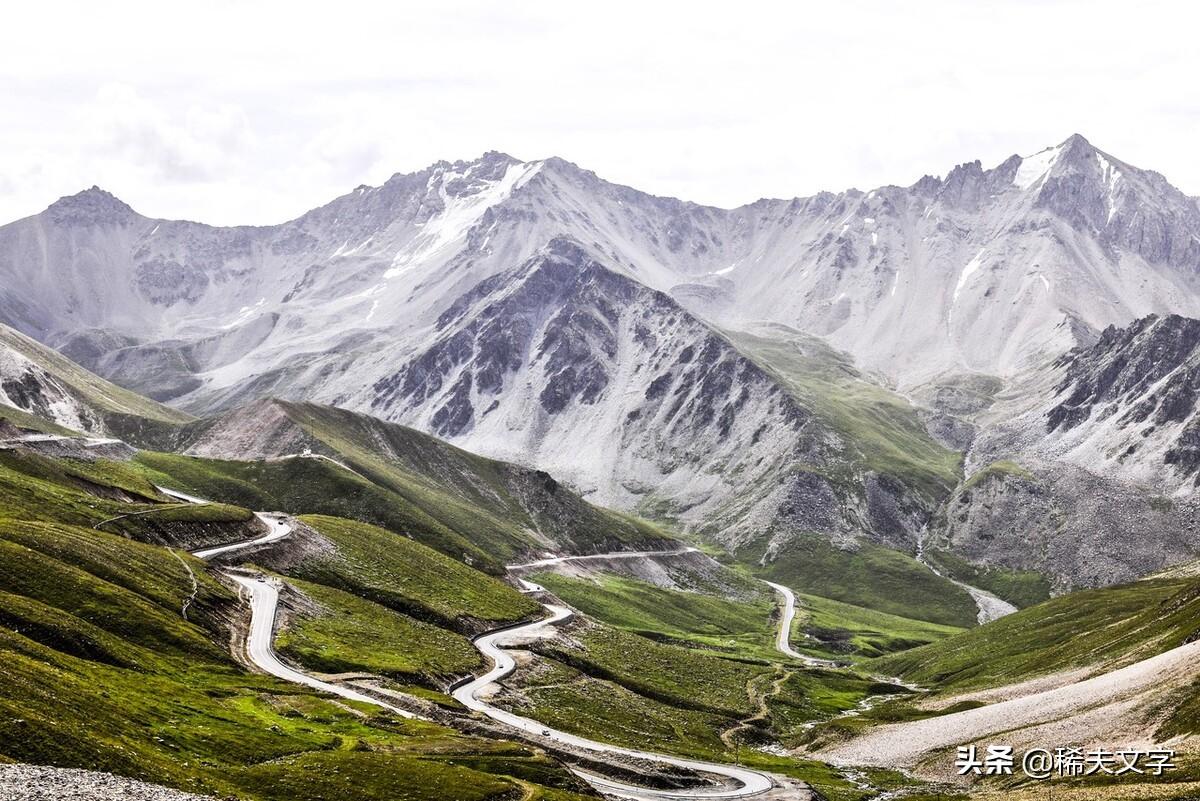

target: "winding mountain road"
[171,490,422,719]
[227,573,420,719]
[508,547,701,571]
[762,582,839,668]
[192,514,292,560]
[452,598,776,800]
[170,494,778,799]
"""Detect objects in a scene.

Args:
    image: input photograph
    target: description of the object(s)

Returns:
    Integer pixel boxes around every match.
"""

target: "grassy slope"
[961,459,1034,489]
[531,572,780,659]
[923,548,1051,609]
[134,441,668,573]
[532,568,963,665]
[158,400,671,567]
[751,534,979,627]
[0,406,79,436]
[281,401,668,553]
[276,576,482,684]
[726,326,961,501]
[282,515,539,629]
[872,574,1200,693]
[131,450,517,569]
[0,485,591,801]
[513,619,908,801]
[0,451,255,545]
[0,323,194,426]
[722,327,977,626]
[792,592,965,661]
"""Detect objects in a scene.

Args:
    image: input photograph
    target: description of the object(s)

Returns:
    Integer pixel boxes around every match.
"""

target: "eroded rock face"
[1166,420,1200,481]
[1046,314,1200,483]
[1049,315,1200,430]
[366,238,930,552]
[934,461,1200,591]
[133,258,211,306]
[0,345,102,433]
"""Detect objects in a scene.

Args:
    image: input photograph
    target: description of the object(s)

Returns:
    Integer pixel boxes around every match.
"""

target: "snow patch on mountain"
[0,346,95,432]
[385,160,543,280]
[1013,144,1062,189]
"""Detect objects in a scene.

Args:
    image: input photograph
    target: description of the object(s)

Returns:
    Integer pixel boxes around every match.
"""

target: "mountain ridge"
[3,133,1199,595]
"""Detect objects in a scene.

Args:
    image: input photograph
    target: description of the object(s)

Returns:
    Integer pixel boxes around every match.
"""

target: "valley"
[1,132,1199,800]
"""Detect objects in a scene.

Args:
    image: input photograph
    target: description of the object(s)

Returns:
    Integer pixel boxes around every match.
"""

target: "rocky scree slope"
[930,314,1200,591]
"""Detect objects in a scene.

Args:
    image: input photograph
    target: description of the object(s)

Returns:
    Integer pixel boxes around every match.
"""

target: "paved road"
[227,573,419,719]
[155,486,210,505]
[181,510,775,799]
[452,600,775,799]
[761,581,839,668]
[508,547,700,571]
[158,485,292,560]
[192,514,293,560]
[169,489,421,719]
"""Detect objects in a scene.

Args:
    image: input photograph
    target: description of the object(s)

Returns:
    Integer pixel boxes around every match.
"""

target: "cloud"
[0,0,1198,225]
[82,84,253,183]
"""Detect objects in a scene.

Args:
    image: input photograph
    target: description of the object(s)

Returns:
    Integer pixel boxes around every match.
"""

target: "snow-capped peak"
[385,159,543,279]
[1013,144,1064,190]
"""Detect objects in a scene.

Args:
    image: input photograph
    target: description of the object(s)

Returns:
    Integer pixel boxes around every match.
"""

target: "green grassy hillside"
[791,592,965,661]
[509,617,911,801]
[872,573,1200,692]
[0,450,256,549]
[0,457,593,801]
[270,515,539,630]
[727,326,962,502]
[276,577,482,684]
[749,533,979,627]
[0,528,593,801]
[531,572,779,659]
[132,450,517,569]
[169,400,671,563]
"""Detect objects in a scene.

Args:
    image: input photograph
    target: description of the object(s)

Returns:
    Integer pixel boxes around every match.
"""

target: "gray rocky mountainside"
[1,134,1199,592]
[931,313,1200,591]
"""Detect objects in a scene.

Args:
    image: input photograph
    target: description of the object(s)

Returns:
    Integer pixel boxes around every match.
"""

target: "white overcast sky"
[2,0,1198,225]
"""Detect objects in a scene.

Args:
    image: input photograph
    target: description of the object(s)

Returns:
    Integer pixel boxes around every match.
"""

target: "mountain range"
[1,133,1198,595]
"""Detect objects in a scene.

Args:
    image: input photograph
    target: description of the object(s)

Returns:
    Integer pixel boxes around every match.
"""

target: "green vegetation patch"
[727,327,962,501]
[276,577,481,684]
[923,549,1051,608]
[538,623,765,717]
[874,574,1200,692]
[284,515,539,630]
[791,591,964,661]
[530,572,779,659]
[0,511,596,801]
[751,534,979,627]
[132,451,511,569]
[962,459,1035,490]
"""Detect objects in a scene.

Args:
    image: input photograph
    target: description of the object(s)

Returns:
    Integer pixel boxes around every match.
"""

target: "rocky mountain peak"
[44,186,138,226]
